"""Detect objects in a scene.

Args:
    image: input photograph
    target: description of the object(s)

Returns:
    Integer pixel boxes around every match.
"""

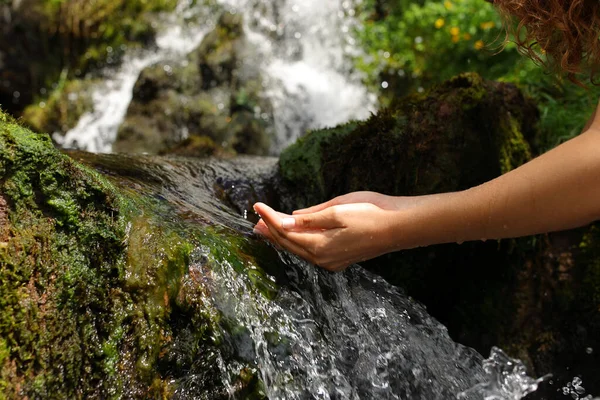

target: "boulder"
[0,109,270,398]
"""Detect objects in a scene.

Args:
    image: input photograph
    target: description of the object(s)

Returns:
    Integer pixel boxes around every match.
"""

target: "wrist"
[386,189,485,251]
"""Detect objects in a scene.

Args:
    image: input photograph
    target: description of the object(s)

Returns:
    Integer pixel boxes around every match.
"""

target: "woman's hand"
[253,201,398,272]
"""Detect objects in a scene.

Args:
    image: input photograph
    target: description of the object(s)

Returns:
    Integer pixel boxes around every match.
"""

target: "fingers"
[254,202,342,231]
[255,217,317,262]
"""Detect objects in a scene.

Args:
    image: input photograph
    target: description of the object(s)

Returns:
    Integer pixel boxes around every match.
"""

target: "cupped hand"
[253,201,398,272]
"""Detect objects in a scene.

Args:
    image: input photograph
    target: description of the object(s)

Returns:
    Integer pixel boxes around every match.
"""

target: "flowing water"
[56,0,376,154]
[72,152,548,399]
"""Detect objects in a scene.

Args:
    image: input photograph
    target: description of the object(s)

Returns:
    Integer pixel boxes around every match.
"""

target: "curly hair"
[493,0,600,84]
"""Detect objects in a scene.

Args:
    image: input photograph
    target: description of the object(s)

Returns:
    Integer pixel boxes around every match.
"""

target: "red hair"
[495,0,600,83]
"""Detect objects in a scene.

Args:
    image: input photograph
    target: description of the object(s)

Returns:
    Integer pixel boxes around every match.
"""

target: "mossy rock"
[0,108,272,398]
[115,11,273,156]
[279,73,537,208]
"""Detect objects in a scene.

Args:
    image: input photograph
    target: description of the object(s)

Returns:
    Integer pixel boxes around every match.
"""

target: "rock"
[0,108,271,398]
[115,11,273,156]
[279,73,537,208]
[277,73,599,396]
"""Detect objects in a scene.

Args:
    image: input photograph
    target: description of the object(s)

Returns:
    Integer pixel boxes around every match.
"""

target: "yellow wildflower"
[435,18,445,29]
[463,33,472,40]
[474,40,485,50]
[450,27,460,36]
[452,35,460,43]
[444,1,453,9]
[480,21,495,30]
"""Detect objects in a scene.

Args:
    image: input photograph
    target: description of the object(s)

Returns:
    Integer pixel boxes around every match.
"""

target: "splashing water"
[73,152,550,399]
[458,347,549,400]
[58,0,376,153]
[560,377,600,400]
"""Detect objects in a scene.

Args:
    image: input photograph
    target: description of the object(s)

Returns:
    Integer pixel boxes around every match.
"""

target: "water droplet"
[381,81,389,89]
[417,87,424,93]
[13,91,20,99]
[106,46,113,53]
[414,36,423,44]
[383,51,391,59]
[39,101,46,108]
[294,32,302,39]
[586,347,594,354]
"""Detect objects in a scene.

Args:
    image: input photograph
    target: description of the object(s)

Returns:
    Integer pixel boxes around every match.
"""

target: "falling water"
[217,0,377,152]
[57,0,376,153]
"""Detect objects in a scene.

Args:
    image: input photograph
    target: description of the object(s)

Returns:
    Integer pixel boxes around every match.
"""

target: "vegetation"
[0,108,270,398]
[0,0,178,116]
[354,0,600,152]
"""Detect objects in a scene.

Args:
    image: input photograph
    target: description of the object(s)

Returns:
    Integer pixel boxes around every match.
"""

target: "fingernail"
[282,218,296,229]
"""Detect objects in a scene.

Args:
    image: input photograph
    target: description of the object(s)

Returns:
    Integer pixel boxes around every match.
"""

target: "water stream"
[73,152,547,399]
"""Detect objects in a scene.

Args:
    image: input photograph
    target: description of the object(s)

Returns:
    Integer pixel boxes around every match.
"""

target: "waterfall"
[56,0,376,154]
[217,0,377,152]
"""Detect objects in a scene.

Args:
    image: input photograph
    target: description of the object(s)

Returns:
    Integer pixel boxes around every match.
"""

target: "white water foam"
[458,347,549,400]
[220,0,376,153]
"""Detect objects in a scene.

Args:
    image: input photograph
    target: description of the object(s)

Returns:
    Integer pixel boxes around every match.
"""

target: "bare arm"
[254,103,600,270]
[395,102,600,249]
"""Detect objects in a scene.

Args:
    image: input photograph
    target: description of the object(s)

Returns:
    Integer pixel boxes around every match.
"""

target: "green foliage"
[356,0,512,96]
[355,0,600,153]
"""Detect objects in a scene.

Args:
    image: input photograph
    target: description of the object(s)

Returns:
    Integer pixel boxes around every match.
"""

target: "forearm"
[390,127,600,249]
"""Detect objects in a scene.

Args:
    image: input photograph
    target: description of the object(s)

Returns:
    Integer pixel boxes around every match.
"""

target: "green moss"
[499,117,533,174]
[0,108,270,397]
